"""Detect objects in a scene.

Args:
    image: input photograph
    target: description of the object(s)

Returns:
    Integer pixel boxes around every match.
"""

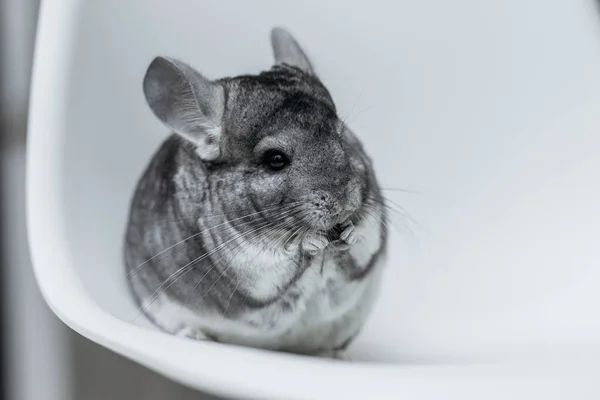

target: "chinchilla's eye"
[263,150,290,171]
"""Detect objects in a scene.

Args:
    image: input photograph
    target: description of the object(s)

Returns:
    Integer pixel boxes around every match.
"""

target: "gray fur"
[124,27,387,355]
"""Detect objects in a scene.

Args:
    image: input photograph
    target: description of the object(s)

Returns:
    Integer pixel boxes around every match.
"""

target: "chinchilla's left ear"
[270,27,314,74]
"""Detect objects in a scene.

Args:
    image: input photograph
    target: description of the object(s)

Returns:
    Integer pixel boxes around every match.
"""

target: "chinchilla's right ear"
[143,56,225,161]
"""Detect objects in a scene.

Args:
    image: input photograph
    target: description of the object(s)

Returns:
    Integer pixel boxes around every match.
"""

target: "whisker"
[181,222,275,311]
[138,203,309,320]
[133,219,276,319]
[191,214,303,310]
[149,201,304,224]
[369,194,417,226]
[127,202,304,279]
[201,220,304,306]
[383,202,417,229]
[380,187,420,195]
[366,199,413,238]
[220,224,292,317]
[196,216,304,317]
[360,195,403,237]
[340,88,364,126]
[361,204,392,236]
[283,225,304,250]
[222,218,306,318]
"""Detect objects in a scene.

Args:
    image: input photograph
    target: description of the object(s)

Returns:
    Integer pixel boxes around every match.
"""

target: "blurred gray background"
[0,0,221,398]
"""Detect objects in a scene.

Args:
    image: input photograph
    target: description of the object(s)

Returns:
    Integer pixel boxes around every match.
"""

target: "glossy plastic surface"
[27,0,600,398]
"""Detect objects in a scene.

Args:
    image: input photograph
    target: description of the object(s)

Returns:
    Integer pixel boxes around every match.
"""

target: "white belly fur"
[140,210,384,354]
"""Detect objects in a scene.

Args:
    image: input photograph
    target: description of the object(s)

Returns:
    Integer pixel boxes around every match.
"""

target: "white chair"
[27,0,600,398]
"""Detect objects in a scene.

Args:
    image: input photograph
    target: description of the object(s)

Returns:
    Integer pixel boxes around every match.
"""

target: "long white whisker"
[162,201,304,223]
[127,202,304,279]
[138,204,308,319]
[221,216,307,317]
[180,220,277,310]
[134,219,276,319]
[200,216,305,316]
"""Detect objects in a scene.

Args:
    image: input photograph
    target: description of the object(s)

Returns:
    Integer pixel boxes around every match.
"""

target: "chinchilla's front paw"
[302,232,329,255]
[339,220,357,245]
[329,220,357,251]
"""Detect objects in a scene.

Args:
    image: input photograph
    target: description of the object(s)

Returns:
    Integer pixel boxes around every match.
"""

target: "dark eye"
[263,150,290,171]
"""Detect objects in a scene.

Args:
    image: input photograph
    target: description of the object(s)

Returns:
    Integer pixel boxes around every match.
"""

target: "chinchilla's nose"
[302,190,344,230]
[308,190,340,213]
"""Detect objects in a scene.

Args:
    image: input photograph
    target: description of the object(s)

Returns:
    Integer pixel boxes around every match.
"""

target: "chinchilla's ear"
[270,27,314,74]
[143,56,225,161]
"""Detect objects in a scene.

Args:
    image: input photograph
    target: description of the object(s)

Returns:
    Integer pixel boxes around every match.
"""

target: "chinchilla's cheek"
[248,174,287,206]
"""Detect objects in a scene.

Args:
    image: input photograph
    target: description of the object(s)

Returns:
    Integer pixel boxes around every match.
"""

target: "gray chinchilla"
[124,27,387,357]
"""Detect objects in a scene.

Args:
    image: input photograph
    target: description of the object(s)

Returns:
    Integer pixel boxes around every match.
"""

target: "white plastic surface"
[27,0,600,398]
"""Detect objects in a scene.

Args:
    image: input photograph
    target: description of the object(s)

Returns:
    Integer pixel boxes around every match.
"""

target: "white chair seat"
[27,0,600,398]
